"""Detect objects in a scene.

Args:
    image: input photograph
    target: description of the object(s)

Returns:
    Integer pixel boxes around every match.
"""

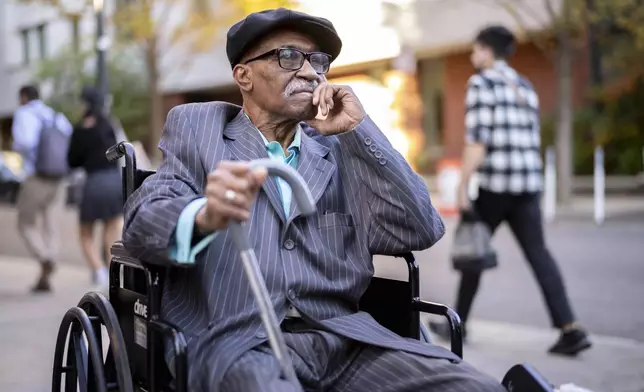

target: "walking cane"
[228,159,315,387]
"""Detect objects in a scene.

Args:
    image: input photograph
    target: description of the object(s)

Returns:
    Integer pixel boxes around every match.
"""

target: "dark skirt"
[80,167,123,223]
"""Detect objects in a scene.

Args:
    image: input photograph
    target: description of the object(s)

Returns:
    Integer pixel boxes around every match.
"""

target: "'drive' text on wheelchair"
[52,7,556,392]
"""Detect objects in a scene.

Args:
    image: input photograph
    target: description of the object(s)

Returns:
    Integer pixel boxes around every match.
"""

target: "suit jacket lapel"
[223,111,286,223]
[287,129,336,227]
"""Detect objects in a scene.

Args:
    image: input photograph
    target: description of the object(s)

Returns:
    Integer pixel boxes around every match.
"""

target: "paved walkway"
[2,256,644,391]
[0,257,94,392]
[423,314,644,392]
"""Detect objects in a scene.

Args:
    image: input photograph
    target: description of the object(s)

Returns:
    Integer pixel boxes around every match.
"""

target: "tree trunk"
[145,36,164,165]
[555,32,574,204]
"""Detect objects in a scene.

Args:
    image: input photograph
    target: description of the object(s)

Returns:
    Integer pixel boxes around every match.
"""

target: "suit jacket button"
[283,239,295,250]
[379,158,387,165]
[364,137,372,146]
[374,150,383,158]
[369,144,377,152]
[256,331,267,339]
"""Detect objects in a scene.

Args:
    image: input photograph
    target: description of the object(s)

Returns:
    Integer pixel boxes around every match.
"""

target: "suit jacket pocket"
[317,212,356,229]
[315,212,358,263]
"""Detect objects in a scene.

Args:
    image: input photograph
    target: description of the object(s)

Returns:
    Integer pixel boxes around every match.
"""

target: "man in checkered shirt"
[430,25,592,357]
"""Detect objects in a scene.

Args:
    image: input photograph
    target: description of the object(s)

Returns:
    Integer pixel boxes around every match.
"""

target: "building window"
[20,29,30,65]
[36,24,47,59]
[434,92,444,138]
[19,24,49,64]
[70,16,80,53]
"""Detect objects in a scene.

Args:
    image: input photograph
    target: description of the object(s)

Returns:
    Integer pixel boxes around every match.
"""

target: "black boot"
[548,328,592,356]
[428,321,467,343]
[31,260,55,293]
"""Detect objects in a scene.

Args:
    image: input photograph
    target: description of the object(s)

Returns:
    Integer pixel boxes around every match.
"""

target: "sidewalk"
[423,314,644,392]
[1,256,643,392]
[0,256,94,392]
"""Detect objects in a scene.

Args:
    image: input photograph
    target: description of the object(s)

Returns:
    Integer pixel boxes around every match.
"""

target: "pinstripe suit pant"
[219,319,504,392]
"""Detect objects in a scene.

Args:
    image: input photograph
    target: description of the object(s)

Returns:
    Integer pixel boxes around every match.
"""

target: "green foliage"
[34,47,150,142]
[541,77,644,175]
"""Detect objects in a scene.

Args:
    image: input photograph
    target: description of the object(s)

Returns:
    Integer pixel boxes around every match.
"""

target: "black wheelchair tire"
[52,306,108,392]
[77,291,134,392]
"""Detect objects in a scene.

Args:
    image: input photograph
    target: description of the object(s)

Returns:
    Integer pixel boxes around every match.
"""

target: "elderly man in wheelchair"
[53,8,557,392]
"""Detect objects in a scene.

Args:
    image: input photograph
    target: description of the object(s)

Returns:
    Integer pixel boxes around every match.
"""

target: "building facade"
[1,0,590,172]
[0,0,99,147]
[160,0,591,172]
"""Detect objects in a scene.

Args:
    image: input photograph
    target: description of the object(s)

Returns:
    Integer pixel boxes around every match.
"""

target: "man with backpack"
[12,85,73,292]
[429,26,592,356]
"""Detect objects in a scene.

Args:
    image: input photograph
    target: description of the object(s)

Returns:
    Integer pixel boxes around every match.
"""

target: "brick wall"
[441,42,590,157]
[163,93,186,119]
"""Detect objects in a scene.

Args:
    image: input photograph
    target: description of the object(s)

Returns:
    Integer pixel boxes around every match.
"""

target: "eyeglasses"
[243,47,332,74]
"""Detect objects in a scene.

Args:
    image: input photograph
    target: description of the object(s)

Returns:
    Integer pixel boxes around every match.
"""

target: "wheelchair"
[52,142,555,392]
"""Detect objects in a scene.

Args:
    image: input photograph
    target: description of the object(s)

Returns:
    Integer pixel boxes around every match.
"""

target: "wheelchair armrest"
[111,241,197,269]
[411,299,463,359]
[393,252,415,264]
[148,319,188,392]
[111,241,145,270]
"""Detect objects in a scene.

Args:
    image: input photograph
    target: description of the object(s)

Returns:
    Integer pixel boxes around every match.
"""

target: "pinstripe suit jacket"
[122,102,458,391]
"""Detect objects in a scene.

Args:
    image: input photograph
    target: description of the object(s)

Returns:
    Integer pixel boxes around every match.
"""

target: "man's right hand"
[195,161,268,233]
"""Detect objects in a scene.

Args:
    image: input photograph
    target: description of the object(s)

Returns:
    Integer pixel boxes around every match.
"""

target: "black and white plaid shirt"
[465,61,543,194]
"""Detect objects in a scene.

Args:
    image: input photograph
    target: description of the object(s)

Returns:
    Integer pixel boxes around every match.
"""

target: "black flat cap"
[226,8,342,68]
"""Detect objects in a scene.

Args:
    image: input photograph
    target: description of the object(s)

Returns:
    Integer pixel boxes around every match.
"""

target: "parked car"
[0,151,26,204]
[0,150,85,206]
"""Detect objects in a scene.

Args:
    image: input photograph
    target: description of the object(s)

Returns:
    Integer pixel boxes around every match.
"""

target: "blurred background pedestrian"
[12,85,72,293]
[67,86,123,287]
[429,26,591,357]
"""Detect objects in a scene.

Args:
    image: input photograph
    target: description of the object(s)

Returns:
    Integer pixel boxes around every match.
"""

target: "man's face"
[18,94,27,106]
[470,42,494,70]
[234,30,325,121]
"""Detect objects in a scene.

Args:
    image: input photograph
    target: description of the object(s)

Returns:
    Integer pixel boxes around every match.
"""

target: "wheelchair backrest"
[113,168,170,388]
[121,167,156,203]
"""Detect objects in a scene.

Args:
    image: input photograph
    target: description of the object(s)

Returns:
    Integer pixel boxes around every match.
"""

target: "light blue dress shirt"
[11,100,73,176]
[169,125,302,264]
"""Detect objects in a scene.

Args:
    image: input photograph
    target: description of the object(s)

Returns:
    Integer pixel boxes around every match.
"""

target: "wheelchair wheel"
[52,291,134,392]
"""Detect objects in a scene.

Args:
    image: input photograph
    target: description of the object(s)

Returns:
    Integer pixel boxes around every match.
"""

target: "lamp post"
[94,0,110,112]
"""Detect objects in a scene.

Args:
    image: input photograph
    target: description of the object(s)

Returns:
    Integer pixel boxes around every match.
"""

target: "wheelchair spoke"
[103,346,119,387]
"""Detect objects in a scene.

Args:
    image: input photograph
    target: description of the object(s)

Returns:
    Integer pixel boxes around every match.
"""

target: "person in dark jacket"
[67,86,124,287]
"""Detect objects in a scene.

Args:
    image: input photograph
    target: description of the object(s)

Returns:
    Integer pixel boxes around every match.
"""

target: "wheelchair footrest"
[502,364,554,392]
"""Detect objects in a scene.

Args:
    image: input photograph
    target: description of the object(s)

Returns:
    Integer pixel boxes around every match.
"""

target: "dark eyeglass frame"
[242,47,332,74]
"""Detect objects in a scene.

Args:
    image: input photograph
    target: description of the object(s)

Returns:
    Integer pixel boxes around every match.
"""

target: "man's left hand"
[307,82,366,135]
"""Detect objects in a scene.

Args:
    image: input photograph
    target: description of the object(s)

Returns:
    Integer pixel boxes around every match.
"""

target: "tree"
[21,0,297,161]
[492,0,644,201]
[113,0,297,162]
[589,0,644,79]
[34,46,150,142]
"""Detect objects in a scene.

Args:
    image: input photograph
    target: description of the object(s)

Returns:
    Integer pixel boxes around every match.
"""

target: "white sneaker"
[92,267,108,286]
[556,384,594,392]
